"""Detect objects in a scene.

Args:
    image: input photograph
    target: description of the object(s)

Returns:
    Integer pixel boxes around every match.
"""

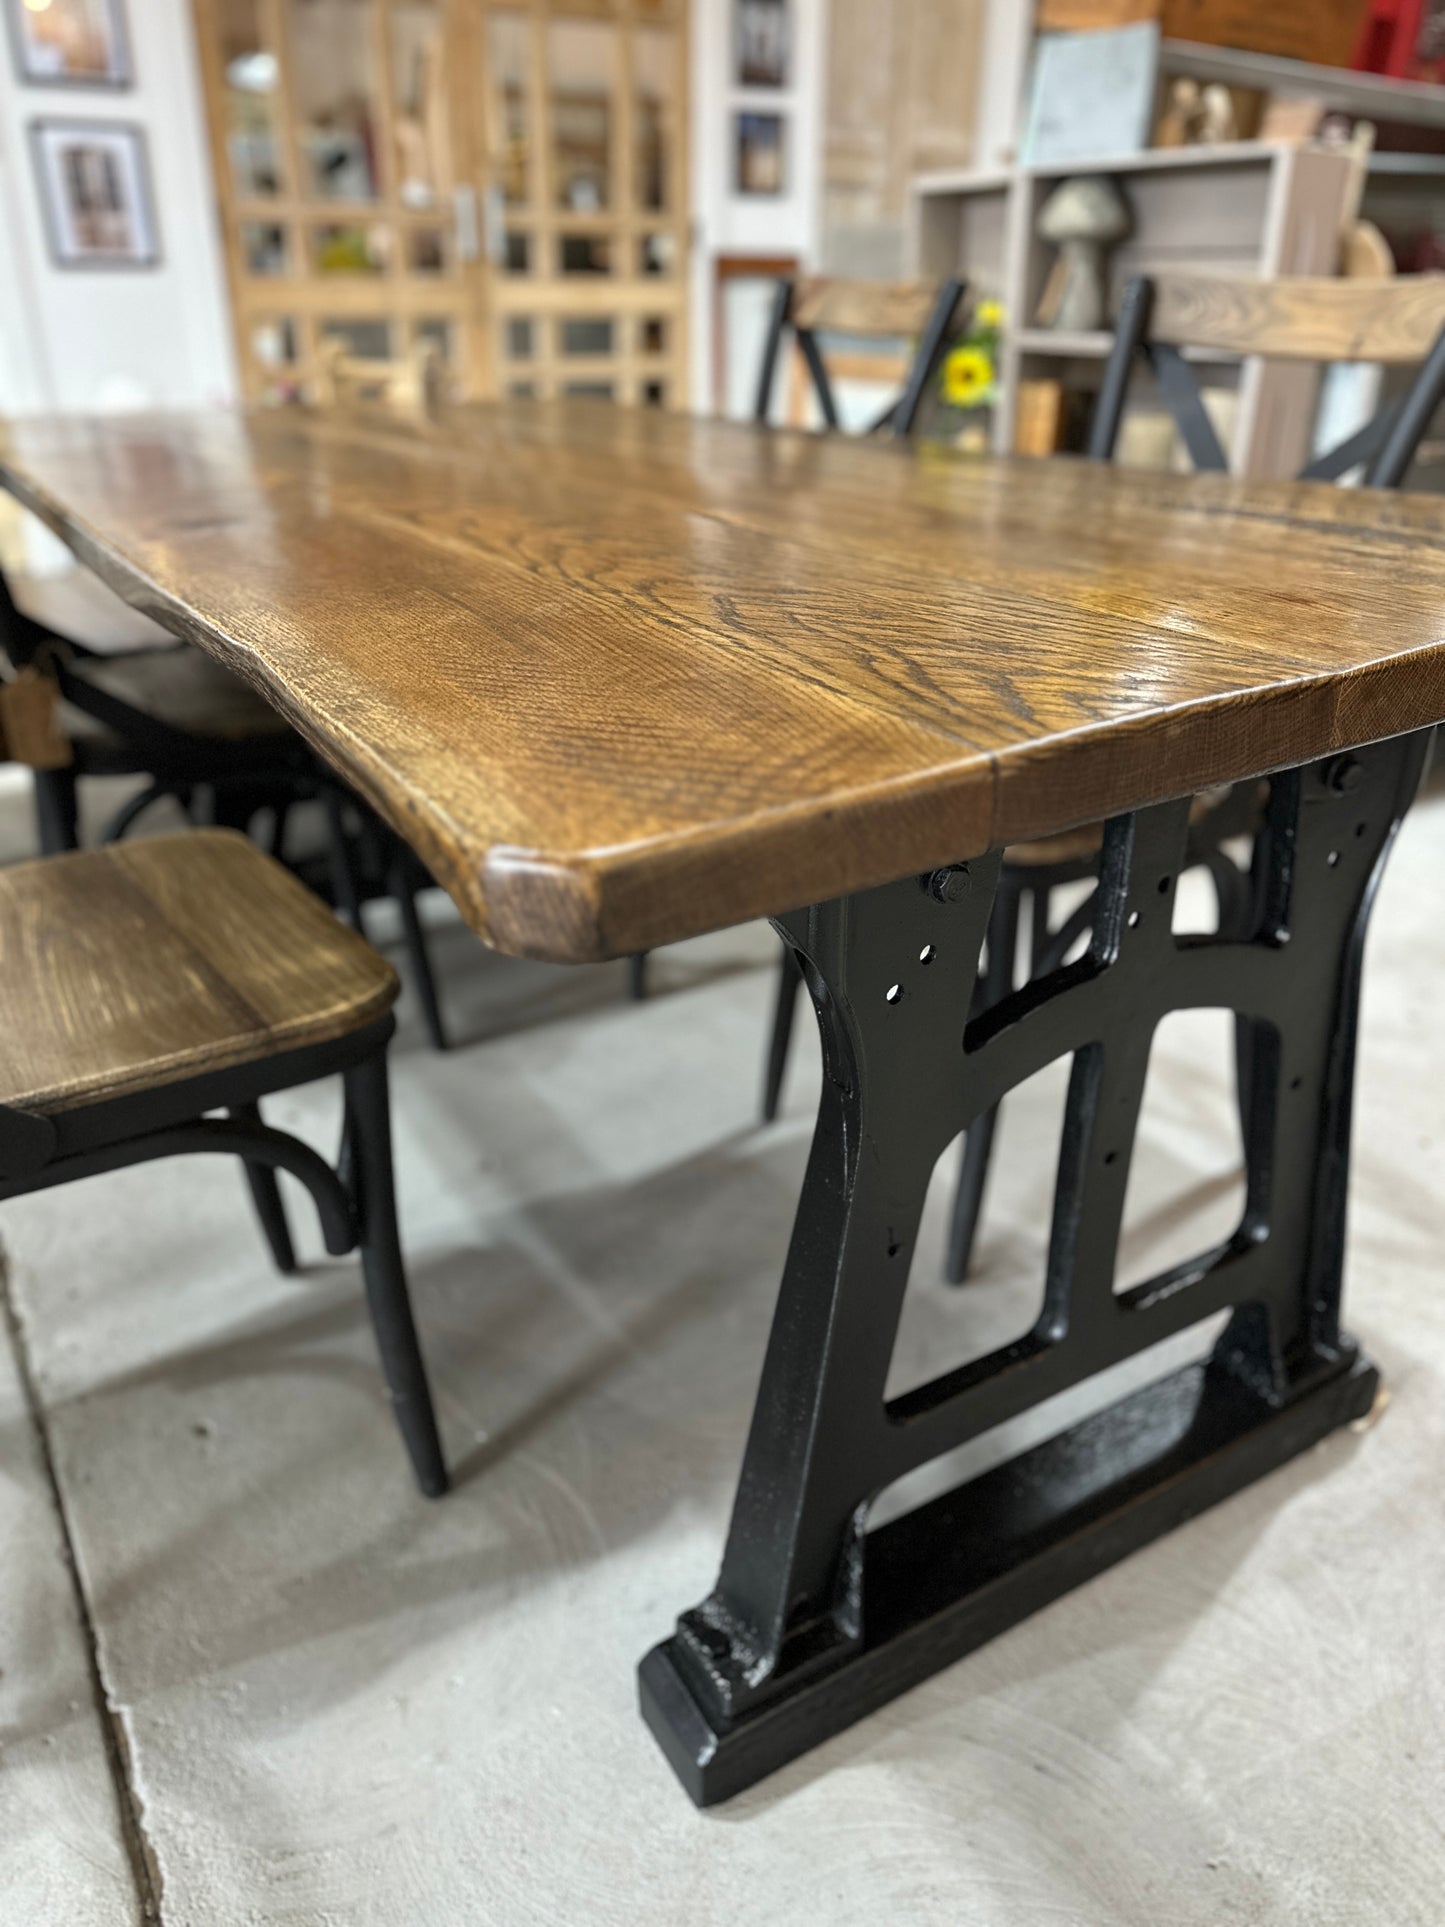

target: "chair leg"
[232,1100,297,1274]
[628,952,649,1001]
[322,790,365,927]
[762,944,804,1123]
[343,1049,448,1498]
[33,766,80,853]
[390,857,449,1051]
[945,879,1022,1285]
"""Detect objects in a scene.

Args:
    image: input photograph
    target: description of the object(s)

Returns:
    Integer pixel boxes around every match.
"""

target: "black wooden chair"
[942,269,1445,1282]
[0,828,446,1496]
[746,274,970,1112]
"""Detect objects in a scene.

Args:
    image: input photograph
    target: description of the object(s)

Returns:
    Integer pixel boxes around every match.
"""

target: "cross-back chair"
[0,563,315,854]
[0,828,446,1495]
[944,269,1445,1282]
[749,274,972,1116]
[761,267,1445,1283]
[754,274,968,434]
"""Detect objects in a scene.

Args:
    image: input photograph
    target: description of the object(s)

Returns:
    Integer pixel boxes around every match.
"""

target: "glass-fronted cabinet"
[193,0,689,407]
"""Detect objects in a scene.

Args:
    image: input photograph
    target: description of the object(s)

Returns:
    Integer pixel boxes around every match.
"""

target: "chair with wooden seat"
[942,269,1445,1283]
[747,273,971,1106]
[0,565,317,853]
[754,273,968,434]
[0,828,446,1496]
[314,335,444,419]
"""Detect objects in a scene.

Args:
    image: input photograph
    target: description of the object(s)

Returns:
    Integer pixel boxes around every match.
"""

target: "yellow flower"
[941,344,993,409]
[976,298,1004,329]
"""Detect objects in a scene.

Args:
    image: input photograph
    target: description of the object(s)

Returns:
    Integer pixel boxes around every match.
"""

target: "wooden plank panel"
[1149,271,1445,362]
[5,404,1445,960]
[791,276,948,337]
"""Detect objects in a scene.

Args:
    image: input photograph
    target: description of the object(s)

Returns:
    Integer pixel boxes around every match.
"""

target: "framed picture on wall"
[6,0,132,87]
[736,0,788,87]
[30,119,159,268]
[736,112,786,196]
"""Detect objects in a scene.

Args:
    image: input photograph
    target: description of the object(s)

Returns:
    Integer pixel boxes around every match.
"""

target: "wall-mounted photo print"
[7,0,131,87]
[30,119,159,267]
[736,111,785,196]
[736,0,788,88]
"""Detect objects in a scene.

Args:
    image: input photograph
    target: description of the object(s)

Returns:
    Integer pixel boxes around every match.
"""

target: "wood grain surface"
[0,830,397,1113]
[4,402,1445,961]
[1146,272,1445,364]
[789,276,950,338]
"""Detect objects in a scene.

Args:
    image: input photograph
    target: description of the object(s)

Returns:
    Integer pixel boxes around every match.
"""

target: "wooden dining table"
[3,399,1443,1806]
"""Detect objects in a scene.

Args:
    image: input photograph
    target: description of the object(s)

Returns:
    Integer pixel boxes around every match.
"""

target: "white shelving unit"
[908,140,1357,475]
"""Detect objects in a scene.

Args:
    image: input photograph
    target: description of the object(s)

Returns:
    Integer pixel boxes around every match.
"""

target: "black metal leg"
[761,944,804,1123]
[322,790,365,928]
[629,952,649,1001]
[640,732,1427,1806]
[343,1049,448,1498]
[33,766,80,853]
[944,876,1021,1284]
[390,857,449,1052]
[232,1100,297,1275]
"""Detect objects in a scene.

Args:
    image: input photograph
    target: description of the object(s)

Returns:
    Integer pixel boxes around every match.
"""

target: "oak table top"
[4,401,1445,962]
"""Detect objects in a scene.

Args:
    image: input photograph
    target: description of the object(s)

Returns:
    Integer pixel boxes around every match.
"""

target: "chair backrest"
[754,274,968,438]
[314,336,443,419]
[1089,271,1445,487]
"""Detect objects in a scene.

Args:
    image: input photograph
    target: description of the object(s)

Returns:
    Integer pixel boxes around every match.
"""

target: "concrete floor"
[2,765,1444,1925]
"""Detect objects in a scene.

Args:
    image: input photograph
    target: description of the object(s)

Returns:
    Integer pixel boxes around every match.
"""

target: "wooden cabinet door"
[195,0,689,407]
[195,0,475,400]
[469,0,690,407]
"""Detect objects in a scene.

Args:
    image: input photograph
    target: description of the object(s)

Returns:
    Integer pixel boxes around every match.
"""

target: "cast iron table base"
[641,731,1426,1805]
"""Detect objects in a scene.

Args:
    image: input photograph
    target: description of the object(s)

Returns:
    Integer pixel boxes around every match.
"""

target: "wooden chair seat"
[62,645,291,742]
[0,830,398,1114]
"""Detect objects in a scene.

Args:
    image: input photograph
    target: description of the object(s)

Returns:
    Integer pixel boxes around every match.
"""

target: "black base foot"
[640,1350,1377,1807]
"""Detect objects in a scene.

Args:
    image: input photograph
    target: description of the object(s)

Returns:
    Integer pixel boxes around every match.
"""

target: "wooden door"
[473,0,690,407]
[193,0,689,407]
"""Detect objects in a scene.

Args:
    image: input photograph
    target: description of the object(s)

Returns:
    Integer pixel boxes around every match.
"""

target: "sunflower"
[941,343,994,409]
[975,298,1004,330]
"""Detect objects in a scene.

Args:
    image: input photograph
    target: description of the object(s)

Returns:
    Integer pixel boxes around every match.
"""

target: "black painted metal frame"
[0,1015,447,1497]
[753,276,968,436]
[1090,275,1445,482]
[642,729,1428,1804]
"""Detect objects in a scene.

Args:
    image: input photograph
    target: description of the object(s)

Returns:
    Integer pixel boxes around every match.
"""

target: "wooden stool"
[0,829,446,1496]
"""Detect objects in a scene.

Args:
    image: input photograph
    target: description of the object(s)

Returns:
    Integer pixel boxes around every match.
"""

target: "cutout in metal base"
[641,733,1426,1808]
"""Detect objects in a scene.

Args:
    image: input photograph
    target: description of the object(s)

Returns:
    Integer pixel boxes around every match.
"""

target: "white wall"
[0,0,236,418]
[688,0,829,413]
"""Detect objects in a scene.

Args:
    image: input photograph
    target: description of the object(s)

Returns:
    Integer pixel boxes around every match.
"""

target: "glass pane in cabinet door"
[288,0,383,201]
[392,0,447,208]
[488,13,531,209]
[313,222,392,272]
[549,20,615,213]
[219,0,282,197]
[321,318,393,358]
[633,26,677,215]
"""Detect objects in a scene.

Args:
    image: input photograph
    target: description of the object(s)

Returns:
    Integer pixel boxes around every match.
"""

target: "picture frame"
[736,0,788,88]
[30,119,160,269]
[6,0,132,88]
[735,111,786,196]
